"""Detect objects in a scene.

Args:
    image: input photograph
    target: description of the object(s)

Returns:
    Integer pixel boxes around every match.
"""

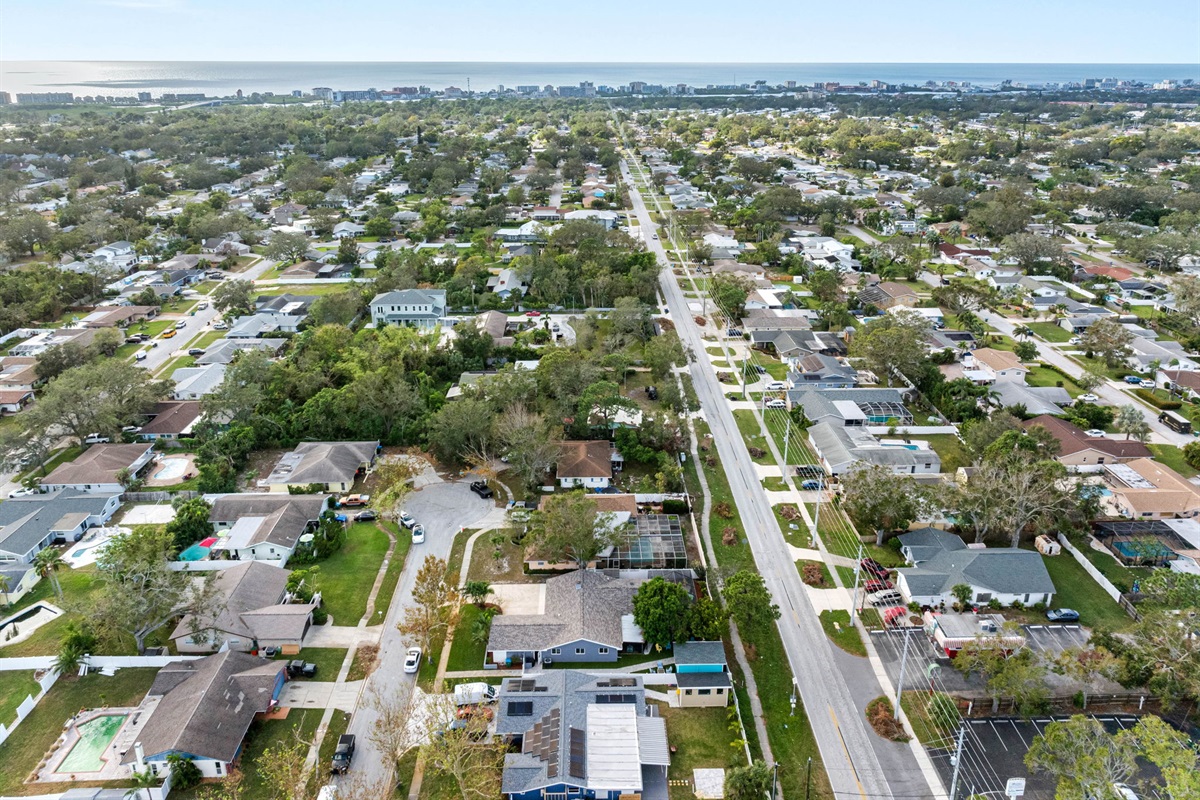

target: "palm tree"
[1014,325,1035,341]
[124,769,159,800]
[0,574,10,609]
[32,548,66,601]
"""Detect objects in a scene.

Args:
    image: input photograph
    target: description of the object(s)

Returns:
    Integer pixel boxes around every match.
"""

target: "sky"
[1,0,1198,64]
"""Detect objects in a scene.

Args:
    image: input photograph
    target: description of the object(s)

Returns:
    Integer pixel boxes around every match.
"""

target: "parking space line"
[1008,719,1031,750]
[988,720,1009,751]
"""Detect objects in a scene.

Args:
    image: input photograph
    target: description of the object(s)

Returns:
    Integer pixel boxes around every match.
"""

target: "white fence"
[0,668,59,746]
[169,559,286,572]
[85,654,202,669]
[1056,533,1123,601]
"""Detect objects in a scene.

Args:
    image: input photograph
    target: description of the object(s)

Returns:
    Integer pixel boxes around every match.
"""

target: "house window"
[598,647,609,655]
[575,648,585,655]
[215,762,223,775]
[684,689,693,695]
[698,689,712,696]
[551,648,561,655]
[716,688,725,695]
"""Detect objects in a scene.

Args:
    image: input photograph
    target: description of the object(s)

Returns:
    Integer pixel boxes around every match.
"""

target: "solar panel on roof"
[568,728,586,779]
[508,701,533,716]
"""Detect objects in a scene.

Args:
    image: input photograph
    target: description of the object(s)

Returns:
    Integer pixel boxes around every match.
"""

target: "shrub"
[1133,388,1181,410]
[714,502,733,519]
[722,527,740,546]
[1183,440,1200,469]
[747,446,766,459]
[801,562,827,587]
[662,499,690,515]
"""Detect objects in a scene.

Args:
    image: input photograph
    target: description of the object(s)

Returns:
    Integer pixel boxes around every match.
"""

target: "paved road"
[981,311,1190,446]
[338,480,498,788]
[135,257,276,374]
[621,157,934,800]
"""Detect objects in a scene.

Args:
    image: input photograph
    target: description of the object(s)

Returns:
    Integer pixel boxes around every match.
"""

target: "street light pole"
[948,723,967,800]
[849,543,863,624]
[897,627,912,694]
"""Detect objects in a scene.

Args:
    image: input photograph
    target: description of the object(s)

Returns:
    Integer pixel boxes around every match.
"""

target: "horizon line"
[4,59,1195,66]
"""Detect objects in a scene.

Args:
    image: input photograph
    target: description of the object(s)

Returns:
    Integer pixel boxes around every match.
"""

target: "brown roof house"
[209,493,330,565]
[122,651,286,779]
[261,441,379,493]
[171,561,314,654]
[40,443,155,494]
[1024,415,1151,468]
[555,441,616,489]
[1103,459,1200,519]
[138,400,202,441]
[857,281,918,310]
[965,348,1029,383]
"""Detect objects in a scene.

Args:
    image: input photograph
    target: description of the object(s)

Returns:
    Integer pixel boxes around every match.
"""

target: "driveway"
[338,479,497,787]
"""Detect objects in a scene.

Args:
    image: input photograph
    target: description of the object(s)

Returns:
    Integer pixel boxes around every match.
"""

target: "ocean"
[0,61,1196,98]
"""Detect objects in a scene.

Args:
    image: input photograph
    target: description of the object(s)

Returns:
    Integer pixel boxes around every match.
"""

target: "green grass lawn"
[920,434,971,473]
[189,329,227,350]
[659,703,746,800]
[797,559,833,587]
[1027,322,1072,343]
[761,476,788,492]
[819,610,866,657]
[0,669,157,795]
[0,670,40,727]
[446,603,489,672]
[272,647,348,682]
[369,522,409,624]
[1040,552,1133,631]
[158,354,196,377]
[256,283,362,297]
[1071,539,1151,594]
[1025,364,1083,395]
[1147,443,1200,478]
[900,691,959,747]
[732,409,773,465]
[316,522,390,625]
[237,709,323,800]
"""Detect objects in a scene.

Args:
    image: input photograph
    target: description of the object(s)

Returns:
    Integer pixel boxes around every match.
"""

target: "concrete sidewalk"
[279,679,364,711]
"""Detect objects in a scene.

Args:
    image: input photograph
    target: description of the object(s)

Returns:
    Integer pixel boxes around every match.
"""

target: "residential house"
[172,364,227,400]
[0,563,39,604]
[1127,336,1199,373]
[280,260,350,280]
[807,422,941,476]
[673,641,731,708]
[208,493,330,565]
[787,388,911,426]
[531,206,563,222]
[0,490,121,563]
[556,441,615,489]
[495,670,670,800]
[137,400,202,441]
[332,221,365,239]
[965,348,1029,383]
[262,441,379,493]
[753,329,847,363]
[895,528,1055,607]
[122,651,287,779]
[857,281,918,310]
[1158,369,1200,401]
[40,444,155,493]
[740,310,812,335]
[487,269,528,299]
[196,338,287,366]
[170,561,315,654]
[92,240,135,266]
[1023,415,1151,469]
[986,382,1074,416]
[562,209,619,229]
[369,289,448,331]
[8,328,98,358]
[1103,459,1200,519]
[226,294,316,339]
[477,310,515,348]
[487,569,670,666]
[79,305,158,329]
[787,354,858,390]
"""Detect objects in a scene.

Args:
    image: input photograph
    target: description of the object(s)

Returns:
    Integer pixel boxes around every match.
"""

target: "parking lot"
[926,716,1143,800]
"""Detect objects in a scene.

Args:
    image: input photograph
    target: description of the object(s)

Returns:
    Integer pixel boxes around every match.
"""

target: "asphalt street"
[621,158,937,800]
[337,479,498,789]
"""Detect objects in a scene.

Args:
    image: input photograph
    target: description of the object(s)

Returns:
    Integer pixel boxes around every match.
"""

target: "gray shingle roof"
[0,490,119,559]
[264,441,378,486]
[897,529,1055,598]
[673,641,726,667]
[208,493,327,549]
[170,561,308,644]
[488,570,640,653]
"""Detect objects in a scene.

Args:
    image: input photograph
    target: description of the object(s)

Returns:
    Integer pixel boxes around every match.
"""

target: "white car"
[1140,379,1155,389]
[1067,337,1082,345]
[1078,394,1099,403]
[403,647,422,674]
[765,399,787,409]
[765,381,788,391]
[1085,429,1106,437]
[411,524,425,544]
[7,487,37,499]
[398,511,416,529]
[213,321,228,330]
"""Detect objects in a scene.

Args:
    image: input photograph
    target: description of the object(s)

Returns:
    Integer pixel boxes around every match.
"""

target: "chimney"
[134,741,146,770]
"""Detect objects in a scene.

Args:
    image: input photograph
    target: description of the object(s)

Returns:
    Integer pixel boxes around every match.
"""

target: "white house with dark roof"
[370,289,447,330]
[894,528,1055,608]
[261,440,378,493]
[0,490,121,563]
[40,443,155,493]
[207,493,329,565]
[555,441,615,489]
[122,651,287,779]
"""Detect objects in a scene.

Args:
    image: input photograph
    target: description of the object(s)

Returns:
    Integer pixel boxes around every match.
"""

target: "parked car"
[412,524,425,544]
[404,646,422,674]
[7,487,37,499]
[863,579,894,593]
[800,479,824,490]
[1067,337,1082,345]
[196,301,209,310]
[765,381,788,391]
[134,351,148,361]
[333,513,348,523]
[1140,379,1155,389]
[286,660,317,678]
[1085,429,1106,437]
[726,328,742,337]
[187,348,205,357]
[765,399,787,409]
[1078,394,1099,403]
[83,433,111,444]
[470,480,494,499]
[1046,608,1080,623]
[260,646,280,658]
[860,558,890,579]
[213,321,228,330]
[525,310,541,317]
[753,365,767,375]
[867,590,904,607]
[355,509,377,522]
[651,233,658,240]
[647,385,658,401]
[174,320,187,330]
[1123,375,1142,384]
[330,734,356,775]
[398,511,416,529]
[339,493,370,507]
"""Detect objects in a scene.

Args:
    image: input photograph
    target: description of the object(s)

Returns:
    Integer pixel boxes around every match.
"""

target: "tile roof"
[556,441,613,480]
[970,347,1026,373]
[1024,415,1152,460]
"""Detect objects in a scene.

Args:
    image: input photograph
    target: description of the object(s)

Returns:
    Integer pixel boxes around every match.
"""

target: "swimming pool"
[56,714,127,773]
[1112,539,1173,560]
[153,457,190,482]
[178,544,211,561]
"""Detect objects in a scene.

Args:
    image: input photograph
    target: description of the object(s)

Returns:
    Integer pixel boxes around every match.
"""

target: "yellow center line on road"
[828,705,869,800]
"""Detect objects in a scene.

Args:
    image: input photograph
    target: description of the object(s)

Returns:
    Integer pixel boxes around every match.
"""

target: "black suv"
[286,660,317,678]
[470,481,494,499]
[331,734,355,774]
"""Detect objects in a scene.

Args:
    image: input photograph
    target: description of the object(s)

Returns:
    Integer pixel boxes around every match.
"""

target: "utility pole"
[783,411,791,465]
[948,723,967,800]
[849,544,863,624]
[804,756,812,800]
[897,627,912,693]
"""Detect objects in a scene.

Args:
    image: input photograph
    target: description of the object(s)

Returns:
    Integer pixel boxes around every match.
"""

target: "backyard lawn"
[658,703,746,800]
[0,669,157,796]
[238,709,323,800]
[1040,552,1133,631]
[919,434,970,473]
[317,522,390,625]
[0,671,40,727]
[1147,443,1199,478]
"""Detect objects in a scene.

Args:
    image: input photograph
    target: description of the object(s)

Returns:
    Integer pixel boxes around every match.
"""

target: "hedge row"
[1133,388,1182,410]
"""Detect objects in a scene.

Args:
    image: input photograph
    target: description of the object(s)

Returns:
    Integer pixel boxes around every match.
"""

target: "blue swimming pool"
[1112,540,1172,560]
[178,544,210,561]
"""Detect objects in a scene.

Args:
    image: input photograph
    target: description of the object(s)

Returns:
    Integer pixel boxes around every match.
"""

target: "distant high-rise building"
[516,85,540,94]
[0,92,10,105]
[580,81,595,97]
[292,90,303,97]
[785,80,796,89]
[312,87,334,100]
[16,92,74,104]
[236,89,243,98]
[629,81,647,94]
[137,91,151,102]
